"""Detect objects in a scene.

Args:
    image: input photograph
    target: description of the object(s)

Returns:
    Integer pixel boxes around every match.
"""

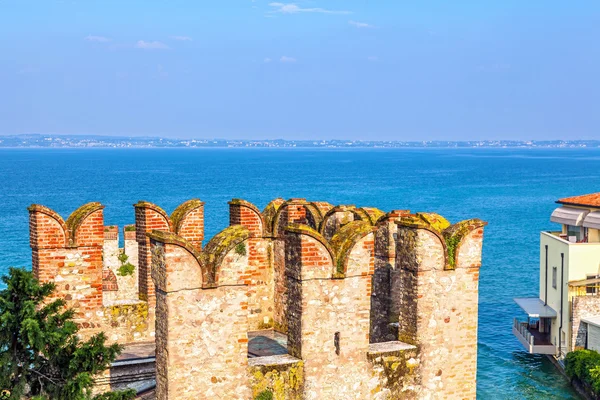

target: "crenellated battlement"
[28,197,486,400]
[396,212,486,270]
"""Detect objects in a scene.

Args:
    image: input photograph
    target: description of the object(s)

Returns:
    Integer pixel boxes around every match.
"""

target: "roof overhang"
[514,297,557,318]
[584,211,600,230]
[550,207,589,226]
[583,316,600,328]
[570,277,600,287]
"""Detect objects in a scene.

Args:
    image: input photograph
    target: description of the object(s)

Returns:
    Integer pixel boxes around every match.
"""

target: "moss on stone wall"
[170,199,204,234]
[285,224,335,266]
[250,361,304,400]
[105,301,149,341]
[417,212,450,232]
[398,214,486,269]
[262,198,285,237]
[303,203,325,227]
[442,218,486,269]
[201,225,251,285]
[368,348,420,399]
[357,207,386,225]
[65,202,104,244]
[257,318,274,330]
[329,220,374,276]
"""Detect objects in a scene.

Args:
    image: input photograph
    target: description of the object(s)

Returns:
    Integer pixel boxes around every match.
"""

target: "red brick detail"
[103,269,119,291]
[135,204,172,302]
[230,203,263,237]
[287,205,307,225]
[300,239,330,267]
[29,208,68,281]
[28,204,105,330]
[29,207,67,250]
[104,225,118,240]
[74,210,105,247]
[245,238,270,299]
[124,225,136,241]
[362,238,375,297]
[176,206,204,250]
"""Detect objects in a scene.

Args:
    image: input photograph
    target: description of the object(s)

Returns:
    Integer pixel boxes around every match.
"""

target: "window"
[552,267,557,289]
[567,225,582,242]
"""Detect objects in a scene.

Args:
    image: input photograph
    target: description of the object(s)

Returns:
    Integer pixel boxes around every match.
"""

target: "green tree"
[0,267,136,400]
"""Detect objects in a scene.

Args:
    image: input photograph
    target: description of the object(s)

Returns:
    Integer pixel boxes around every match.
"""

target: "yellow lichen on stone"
[249,361,304,400]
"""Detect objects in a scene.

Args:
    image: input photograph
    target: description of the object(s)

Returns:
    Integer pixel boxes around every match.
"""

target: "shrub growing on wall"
[117,252,135,276]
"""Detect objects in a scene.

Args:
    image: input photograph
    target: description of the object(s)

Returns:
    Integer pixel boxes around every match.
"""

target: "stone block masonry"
[29,197,485,399]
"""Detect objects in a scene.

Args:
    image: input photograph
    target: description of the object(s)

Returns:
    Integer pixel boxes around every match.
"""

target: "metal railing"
[513,318,534,346]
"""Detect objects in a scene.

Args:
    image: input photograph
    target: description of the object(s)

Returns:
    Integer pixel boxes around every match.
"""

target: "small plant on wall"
[255,390,273,400]
[235,242,247,256]
[117,252,135,276]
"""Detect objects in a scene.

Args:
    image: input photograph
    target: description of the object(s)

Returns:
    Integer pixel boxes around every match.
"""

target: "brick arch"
[396,215,450,270]
[229,199,264,237]
[147,230,206,292]
[170,199,204,234]
[134,201,173,233]
[271,199,321,238]
[444,219,487,270]
[262,198,285,237]
[171,199,205,249]
[285,224,336,280]
[303,202,330,231]
[396,214,487,270]
[201,225,251,287]
[308,201,334,226]
[320,205,365,240]
[329,220,375,277]
[27,204,69,248]
[65,202,105,246]
[355,207,385,225]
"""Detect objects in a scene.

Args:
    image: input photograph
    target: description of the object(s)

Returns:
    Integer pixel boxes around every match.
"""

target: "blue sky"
[1,1,599,140]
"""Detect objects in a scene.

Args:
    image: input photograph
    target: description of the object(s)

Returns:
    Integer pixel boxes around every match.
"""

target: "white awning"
[514,297,557,318]
[550,207,589,226]
[583,316,600,328]
[584,211,600,230]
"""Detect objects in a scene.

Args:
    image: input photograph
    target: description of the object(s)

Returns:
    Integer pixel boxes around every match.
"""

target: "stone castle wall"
[29,197,486,400]
[28,199,206,345]
[395,215,484,399]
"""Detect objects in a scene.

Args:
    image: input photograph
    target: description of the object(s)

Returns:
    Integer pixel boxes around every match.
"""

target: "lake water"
[1,147,597,398]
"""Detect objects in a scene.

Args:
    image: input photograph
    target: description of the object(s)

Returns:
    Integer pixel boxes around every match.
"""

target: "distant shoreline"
[0,134,599,149]
[2,145,599,150]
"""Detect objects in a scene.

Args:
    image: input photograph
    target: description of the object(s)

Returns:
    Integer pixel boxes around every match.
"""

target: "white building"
[513,192,600,358]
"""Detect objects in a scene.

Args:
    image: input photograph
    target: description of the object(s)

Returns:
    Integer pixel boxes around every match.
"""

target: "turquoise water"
[1,147,597,398]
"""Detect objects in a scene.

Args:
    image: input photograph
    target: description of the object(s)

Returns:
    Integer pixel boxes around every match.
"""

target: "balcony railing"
[512,318,556,355]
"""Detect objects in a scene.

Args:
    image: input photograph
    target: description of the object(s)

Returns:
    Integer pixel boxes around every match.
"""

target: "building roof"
[557,192,600,208]
[550,207,588,226]
[583,315,600,328]
[514,297,558,318]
